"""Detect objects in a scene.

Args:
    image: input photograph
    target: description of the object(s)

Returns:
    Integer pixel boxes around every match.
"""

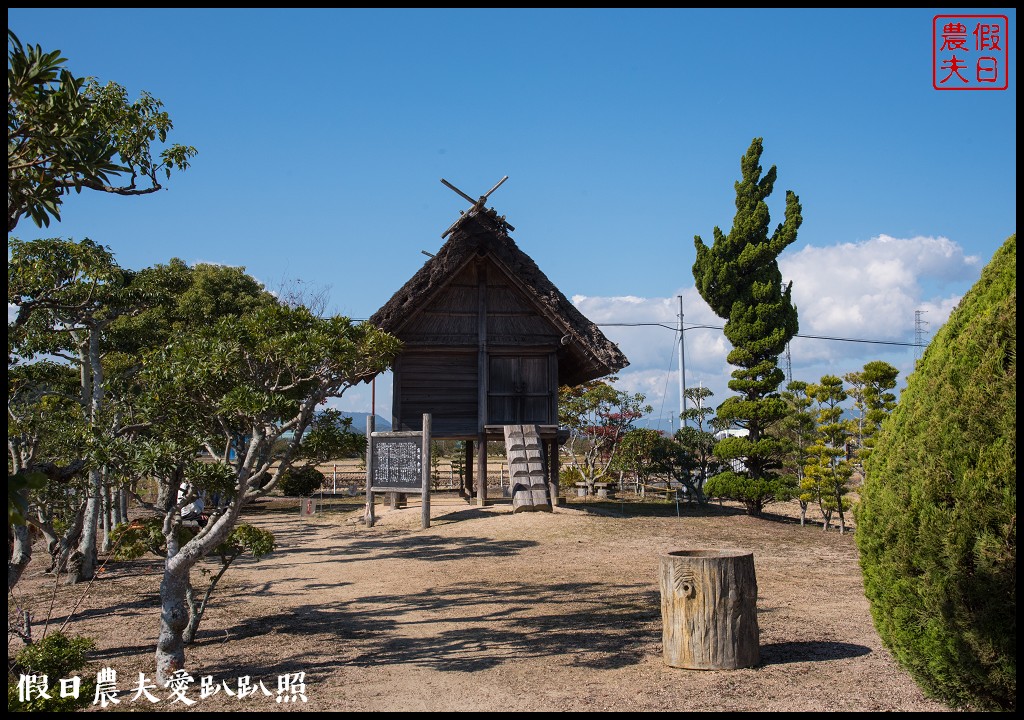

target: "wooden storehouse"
[369,203,628,505]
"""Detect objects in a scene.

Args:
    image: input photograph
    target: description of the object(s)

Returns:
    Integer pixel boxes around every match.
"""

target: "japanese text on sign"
[371,437,422,489]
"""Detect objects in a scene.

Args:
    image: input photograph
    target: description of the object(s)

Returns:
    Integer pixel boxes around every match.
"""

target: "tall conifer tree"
[692,137,802,515]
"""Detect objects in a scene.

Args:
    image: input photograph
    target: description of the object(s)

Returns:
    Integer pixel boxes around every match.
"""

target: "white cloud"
[572,234,980,419]
[781,234,978,341]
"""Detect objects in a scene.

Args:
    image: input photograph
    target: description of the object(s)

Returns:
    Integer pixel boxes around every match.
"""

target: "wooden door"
[487,355,553,425]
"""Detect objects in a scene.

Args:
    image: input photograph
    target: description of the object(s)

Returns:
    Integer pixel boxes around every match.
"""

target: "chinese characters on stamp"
[934,15,1009,90]
[16,669,309,706]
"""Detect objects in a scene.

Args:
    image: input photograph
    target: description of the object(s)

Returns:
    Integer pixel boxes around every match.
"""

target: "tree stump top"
[663,549,752,559]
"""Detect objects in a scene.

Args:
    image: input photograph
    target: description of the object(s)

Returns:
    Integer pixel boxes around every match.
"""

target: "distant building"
[713,428,749,472]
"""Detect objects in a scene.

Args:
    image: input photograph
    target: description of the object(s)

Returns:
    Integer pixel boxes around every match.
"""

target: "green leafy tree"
[7,360,86,588]
[803,375,854,533]
[7,30,196,232]
[611,428,664,491]
[843,360,899,478]
[672,386,724,503]
[558,378,652,495]
[693,137,802,515]
[775,380,816,525]
[131,300,400,684]
[856,234,1016,711]
[7,237,146,583]
[297,409,366,462]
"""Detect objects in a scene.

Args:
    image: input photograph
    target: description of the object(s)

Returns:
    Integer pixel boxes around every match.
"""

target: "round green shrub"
[855,234,1016,711]
[278,466,325,497]
[8,632,96,712]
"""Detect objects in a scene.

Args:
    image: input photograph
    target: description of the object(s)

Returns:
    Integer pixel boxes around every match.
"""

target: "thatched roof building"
[369,202,628,504]
[370,206,628,393]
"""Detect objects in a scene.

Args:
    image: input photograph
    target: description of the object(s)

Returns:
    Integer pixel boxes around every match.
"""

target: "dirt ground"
[8,493,951,712]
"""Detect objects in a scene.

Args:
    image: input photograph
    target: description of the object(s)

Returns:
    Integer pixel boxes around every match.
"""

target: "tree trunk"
[101,482,112,553]
[835,486,846,534]
[8,523,32,591]
[154,501,242,683]
[156,561,191,686]
[32,511,60,571]
[112,487,122,527]
[55,501,87,578]
[71,469,102,582]
[659,549,760,670]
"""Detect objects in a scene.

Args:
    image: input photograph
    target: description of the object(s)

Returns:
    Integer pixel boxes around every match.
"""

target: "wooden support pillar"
[547,438,560,507]
[476,432,488,506]
[476,259,488,507]
[464,440,474,498]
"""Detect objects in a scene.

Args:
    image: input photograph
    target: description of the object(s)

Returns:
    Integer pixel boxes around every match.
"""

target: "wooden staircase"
[502,424,552,513]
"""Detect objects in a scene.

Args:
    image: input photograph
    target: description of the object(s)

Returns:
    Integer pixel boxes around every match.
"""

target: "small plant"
[278,466,325,497]
[8,632,97,712]
[559,465,584,489]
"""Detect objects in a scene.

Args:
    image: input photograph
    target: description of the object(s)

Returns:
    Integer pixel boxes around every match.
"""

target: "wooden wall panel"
[396,352,478,436]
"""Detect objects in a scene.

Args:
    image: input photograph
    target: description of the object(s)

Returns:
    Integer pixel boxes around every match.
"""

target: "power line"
[597,322,919,347]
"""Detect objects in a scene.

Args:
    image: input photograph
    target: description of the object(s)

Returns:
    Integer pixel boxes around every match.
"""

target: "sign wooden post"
[365,415,375,527]
[421,413,431,530]
[366,413,432,530]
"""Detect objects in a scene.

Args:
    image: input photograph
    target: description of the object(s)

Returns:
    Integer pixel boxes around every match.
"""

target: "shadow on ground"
[759,640,872,665]
[194,578,661,681]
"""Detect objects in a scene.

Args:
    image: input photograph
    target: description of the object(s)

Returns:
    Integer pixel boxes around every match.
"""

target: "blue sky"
[8,8,1016,430]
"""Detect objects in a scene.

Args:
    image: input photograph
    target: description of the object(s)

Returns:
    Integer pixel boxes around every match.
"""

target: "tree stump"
[659,549,759,669]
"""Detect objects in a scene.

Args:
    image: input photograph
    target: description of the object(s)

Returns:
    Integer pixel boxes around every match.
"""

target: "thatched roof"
[369,206,629,387]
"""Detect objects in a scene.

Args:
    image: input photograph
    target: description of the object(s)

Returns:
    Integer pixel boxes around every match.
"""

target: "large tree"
[131,300,400,683]
[692,137,802,515]
[8,237,146,583]
[7,30,196,232]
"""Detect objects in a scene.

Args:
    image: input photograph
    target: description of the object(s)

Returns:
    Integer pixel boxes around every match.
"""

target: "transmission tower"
[914,310,929,360]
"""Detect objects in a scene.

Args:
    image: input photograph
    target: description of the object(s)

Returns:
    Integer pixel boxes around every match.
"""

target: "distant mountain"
[341,412,391,434]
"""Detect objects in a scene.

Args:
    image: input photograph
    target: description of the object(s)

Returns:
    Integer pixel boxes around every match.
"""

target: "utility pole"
[678,295,686,428]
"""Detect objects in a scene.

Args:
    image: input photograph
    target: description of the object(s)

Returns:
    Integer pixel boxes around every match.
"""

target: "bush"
[278,466,324,497]
[559,465,584,489]
[855,234,1016,711]
[8,632,96,712]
